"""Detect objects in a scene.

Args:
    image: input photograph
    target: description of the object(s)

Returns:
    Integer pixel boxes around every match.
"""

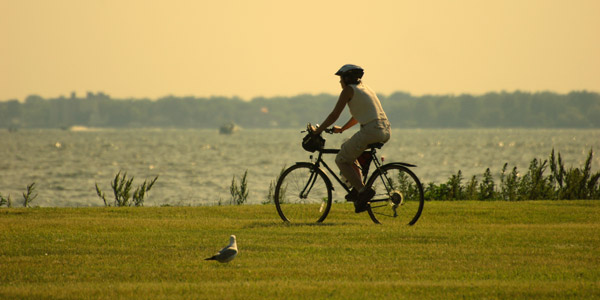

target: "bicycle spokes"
[274,163,332,223]
[366,164,424,225]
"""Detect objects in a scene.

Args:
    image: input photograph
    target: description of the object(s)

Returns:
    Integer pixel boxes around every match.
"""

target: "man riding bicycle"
[311,64,391,213]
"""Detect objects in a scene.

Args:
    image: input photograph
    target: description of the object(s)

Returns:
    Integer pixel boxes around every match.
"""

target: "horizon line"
[2,88,599,102]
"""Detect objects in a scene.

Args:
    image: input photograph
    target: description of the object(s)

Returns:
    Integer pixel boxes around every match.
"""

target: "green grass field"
[1,201,599,299]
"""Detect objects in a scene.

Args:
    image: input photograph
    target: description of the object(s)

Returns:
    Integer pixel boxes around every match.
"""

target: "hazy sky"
[1,0,599,101]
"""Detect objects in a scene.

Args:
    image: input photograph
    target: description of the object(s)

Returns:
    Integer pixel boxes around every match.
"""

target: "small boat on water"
[219,122,240,134]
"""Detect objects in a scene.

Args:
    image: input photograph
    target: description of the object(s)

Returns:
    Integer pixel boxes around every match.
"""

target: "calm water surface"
[1,128,599,207]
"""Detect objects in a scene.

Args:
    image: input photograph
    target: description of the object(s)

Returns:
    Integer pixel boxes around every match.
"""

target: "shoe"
[354,188,375,213]
[345,188,358,202]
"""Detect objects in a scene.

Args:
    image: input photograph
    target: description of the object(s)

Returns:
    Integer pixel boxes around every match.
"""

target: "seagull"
[205,235,238,263]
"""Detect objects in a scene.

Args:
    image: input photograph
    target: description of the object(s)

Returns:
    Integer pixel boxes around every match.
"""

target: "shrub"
[465,175,479,200]
[424,182,449,201]
[478,168,496,200]
[447,170,464,200]
[230,170,249,205]
[95,171,158,207]
[548,148,600,200]
[425,148,599,201]
[264,166,286,205]
[500,163,519,201]
[22,183,38,207]
[1,183,37,207]
[0,193,12,207]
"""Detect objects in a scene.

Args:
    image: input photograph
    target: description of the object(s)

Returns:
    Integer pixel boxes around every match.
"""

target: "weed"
[230,170,249,205]
[464,175,478,200]
[95,171,158,207]
[500,163,519,201]
[264,181,276,205]
[263,166,286,205]
[426,148,599,201]
[478,168,495,200]
[448,170,464,200]
[424,182,449,201]
[22,183,37,207]
[0,193,12,207]
[1,183,36,207]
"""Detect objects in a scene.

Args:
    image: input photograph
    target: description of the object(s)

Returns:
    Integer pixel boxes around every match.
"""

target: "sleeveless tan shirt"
[347,83,388,125]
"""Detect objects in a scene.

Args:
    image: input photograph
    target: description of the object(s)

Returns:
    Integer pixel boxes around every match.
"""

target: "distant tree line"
[1,90,599,129]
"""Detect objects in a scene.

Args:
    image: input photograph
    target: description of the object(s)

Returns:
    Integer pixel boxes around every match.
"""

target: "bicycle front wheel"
[365,164,424,225]
[274,163,332,223]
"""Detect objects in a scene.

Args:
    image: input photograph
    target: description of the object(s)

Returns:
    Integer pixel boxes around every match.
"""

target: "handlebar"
[303,123,336,135]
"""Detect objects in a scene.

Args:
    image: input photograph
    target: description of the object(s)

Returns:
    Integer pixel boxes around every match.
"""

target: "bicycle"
[274,124,424,225]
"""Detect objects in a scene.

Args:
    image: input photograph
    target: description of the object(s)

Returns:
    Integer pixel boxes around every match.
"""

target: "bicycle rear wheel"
[365,164,424,225]
[274,163,333,223]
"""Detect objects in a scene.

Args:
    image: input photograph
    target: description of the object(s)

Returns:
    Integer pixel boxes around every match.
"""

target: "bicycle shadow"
[244,221,360,229]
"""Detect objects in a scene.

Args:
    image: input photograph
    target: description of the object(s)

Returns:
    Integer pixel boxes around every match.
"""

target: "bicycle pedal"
[345,189,358,202]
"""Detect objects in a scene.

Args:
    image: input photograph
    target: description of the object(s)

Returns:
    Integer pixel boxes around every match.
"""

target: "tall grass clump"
[425,148,600,201]
[95,171,158,207]
[424,170,492,201]
[230,170,249,205]
[1,183,38,207]
[22,183,38,207]
[263,166,286,205]
[0,193,12,207]
[550,148,600,200]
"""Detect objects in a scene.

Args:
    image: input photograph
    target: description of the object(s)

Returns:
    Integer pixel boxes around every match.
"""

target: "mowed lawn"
[1,201,599,299]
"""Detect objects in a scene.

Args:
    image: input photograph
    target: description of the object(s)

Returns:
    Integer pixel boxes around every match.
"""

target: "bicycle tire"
[365,164,424,225]
[274,163,333,223]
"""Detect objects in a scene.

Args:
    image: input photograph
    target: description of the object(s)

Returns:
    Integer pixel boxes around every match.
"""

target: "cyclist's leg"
[336,120,390,190]
[336,134,366,192]
[337,120,391,212]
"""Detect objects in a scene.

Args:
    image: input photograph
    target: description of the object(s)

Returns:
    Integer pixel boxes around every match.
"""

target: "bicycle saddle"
[367,143,384,149]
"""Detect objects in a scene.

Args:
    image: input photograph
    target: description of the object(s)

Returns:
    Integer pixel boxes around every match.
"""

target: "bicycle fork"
[299,167,328,213]
[299,167,319,199]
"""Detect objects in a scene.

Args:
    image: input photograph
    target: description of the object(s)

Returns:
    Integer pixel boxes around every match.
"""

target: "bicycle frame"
[306,146,386,194]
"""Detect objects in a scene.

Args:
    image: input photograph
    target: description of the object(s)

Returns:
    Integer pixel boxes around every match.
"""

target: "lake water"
[1,128,599,207]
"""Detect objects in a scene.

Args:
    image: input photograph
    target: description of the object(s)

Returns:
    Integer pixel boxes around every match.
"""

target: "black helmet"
[335,64,364,78]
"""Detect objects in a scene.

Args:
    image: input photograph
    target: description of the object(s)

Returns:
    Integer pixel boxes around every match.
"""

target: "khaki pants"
[336,119,391,165]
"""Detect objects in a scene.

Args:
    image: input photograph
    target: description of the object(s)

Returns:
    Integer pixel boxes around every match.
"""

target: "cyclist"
[311,64,391,213]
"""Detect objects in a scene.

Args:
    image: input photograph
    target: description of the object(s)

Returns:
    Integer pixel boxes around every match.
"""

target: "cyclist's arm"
[336,117,358,133]
[314,86,353,135]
